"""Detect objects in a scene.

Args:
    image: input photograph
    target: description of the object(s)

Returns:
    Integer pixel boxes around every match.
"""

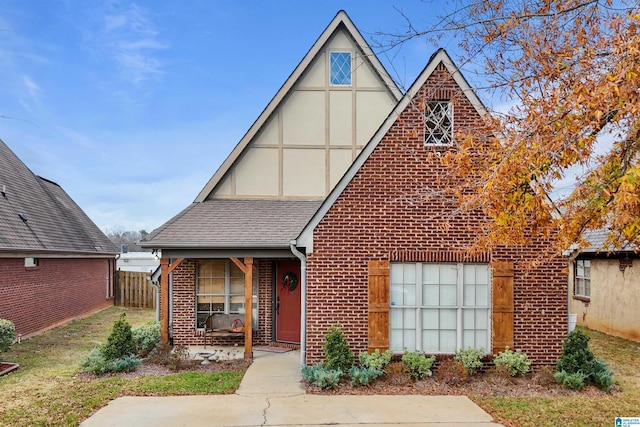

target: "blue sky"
[0,1,476,234]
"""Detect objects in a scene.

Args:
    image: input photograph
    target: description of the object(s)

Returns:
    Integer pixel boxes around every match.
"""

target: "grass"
[472,327,640,427]
[0,307,245,427]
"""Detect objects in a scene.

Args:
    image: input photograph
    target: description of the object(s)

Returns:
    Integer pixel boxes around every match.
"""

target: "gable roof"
[194,10,402,202]
[145,199,322,249]
[296,49,487,252]
[0,138,117,256]
[577,228,637,255]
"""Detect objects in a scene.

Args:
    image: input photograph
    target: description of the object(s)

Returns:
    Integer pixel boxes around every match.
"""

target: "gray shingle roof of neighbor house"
[579,228,637,254]
[144,199,323,249]
[0,138,118,256]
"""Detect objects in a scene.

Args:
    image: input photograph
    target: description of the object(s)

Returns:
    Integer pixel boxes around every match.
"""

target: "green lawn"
[0,307,245,427]
[473,328,640,427]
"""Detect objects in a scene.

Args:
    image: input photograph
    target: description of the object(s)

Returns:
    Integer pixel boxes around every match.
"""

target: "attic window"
[330,52,351,86]
[25,257,39,268]
[424,101,453,145]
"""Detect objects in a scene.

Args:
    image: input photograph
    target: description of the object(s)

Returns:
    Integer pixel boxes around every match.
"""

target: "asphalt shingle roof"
[580,228,636,254]
[0,139,117,255]
[145,199,323,248]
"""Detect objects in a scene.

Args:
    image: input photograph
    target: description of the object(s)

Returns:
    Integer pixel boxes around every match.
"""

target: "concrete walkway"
[80,349,502,426]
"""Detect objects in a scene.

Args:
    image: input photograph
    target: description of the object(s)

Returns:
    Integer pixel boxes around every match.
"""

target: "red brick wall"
[0,257,113,338]
[306,63,567,365]
[170,258,273,347]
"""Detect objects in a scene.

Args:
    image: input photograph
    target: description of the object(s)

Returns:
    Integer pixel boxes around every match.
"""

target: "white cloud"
[19,75,42,111]
[97,2,168,85]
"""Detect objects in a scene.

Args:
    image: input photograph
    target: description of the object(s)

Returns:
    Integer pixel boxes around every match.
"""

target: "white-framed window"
[330,51,352,86]
[574,259,591,298]
[424,101,453,145]
[24,257,39,267]
[390,262,490,353]
[196,260,244,328]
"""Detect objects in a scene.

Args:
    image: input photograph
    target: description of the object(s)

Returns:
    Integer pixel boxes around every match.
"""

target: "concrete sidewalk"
[80,349,503,426]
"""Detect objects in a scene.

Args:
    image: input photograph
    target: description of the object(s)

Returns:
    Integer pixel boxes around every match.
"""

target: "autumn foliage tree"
[384,0,640,253]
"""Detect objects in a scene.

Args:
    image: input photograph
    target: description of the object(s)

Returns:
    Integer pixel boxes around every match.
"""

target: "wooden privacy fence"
[115,270,157,308]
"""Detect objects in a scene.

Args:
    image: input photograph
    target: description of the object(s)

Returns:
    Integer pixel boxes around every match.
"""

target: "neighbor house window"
[196,260,244,328]
[424,101,453,145]
[390,262,489,353]
[24,257,39,267]
[574,259,591,298]
[330,52,352,86]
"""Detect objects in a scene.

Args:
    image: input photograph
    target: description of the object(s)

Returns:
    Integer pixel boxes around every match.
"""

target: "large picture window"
[390,262,490,353]
[574,259,590,298]
[196,260,244,328]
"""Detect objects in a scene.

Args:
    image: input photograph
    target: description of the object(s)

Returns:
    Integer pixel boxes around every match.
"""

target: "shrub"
[0,318,16,354]
[167,345,192,371]
[554,370,588,390]
[348,366,382,386]
[454,347,485,375]
[81,348,114,375]
[132,322,160,356]
[323,324,353,372]
[384,361,412,386]
[556,329,596,375]
[437,359,468,384]
[358,349,393,371]
[302,364,342,390]
[555,329,615,391]
[111,355,141,373]
[102,313,135,361]
[401,350,435,380]
[494,347,531,376]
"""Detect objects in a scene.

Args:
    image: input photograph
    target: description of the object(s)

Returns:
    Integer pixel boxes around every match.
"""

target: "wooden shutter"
[492,261,514,354]
[368,260,390,353]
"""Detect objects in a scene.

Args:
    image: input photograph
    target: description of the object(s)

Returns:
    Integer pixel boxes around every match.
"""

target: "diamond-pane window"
[424,101,453,145]
[330,52,351,86]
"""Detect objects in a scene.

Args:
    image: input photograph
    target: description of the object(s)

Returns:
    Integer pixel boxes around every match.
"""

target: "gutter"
[289,240,307,368]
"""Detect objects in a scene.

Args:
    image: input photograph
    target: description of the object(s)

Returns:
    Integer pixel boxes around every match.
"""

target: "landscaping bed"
[306,363,614,398]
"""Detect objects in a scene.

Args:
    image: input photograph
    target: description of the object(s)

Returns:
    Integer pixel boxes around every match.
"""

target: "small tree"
[102,313,135,360]
[323,324,353,372]
[0,319,17,355]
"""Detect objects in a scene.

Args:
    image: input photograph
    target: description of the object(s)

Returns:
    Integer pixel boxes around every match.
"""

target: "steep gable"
[196,10,401,201]
[0,139,117,256]
[298,49,486,252]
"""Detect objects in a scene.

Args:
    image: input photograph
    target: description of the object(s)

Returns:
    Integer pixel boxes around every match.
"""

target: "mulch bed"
[306,367,617,398]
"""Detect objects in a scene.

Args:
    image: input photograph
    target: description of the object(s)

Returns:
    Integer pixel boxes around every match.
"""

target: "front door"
[275,260,301,343]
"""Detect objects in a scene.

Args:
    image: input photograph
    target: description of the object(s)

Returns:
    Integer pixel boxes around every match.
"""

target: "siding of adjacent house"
[0,257,113,338]
[570,258,640,342]
[305,62,567,365]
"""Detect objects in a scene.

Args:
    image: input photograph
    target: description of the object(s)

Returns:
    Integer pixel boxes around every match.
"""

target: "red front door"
[276,260,301,343]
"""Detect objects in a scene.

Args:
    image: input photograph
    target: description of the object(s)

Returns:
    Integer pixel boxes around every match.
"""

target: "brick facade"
[0,257,113,338]
[305,63,567,365]
[170,258,275,347]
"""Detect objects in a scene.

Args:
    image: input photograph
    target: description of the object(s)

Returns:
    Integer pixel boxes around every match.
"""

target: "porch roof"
[142,199,322,250]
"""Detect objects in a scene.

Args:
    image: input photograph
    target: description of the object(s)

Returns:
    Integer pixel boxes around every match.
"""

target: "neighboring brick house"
[0,138,118,338]
[144,11,568,365]
[568,229,639,342]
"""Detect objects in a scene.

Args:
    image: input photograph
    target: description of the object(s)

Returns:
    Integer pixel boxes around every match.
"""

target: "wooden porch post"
[244,258,253,359]
[231,257,253,359]
[160,258,169,342]
[159,257,184,343]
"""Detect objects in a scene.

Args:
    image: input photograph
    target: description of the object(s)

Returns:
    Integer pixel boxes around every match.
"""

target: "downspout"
[289,240,307,368]
[150,280,160,322]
